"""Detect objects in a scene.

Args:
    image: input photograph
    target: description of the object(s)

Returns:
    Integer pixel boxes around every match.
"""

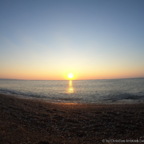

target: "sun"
[68,73,74,79]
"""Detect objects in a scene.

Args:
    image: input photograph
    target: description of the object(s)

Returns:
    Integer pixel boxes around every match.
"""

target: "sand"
[0,94,144,144]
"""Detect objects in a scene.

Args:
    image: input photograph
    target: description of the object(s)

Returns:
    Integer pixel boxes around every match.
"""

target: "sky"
[0,0,144,80]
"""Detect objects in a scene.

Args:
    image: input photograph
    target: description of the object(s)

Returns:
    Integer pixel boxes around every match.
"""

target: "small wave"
[0,88,48,99]
[103,93,144,102]
[0,88,81,103]
[1,88,144,104]
[0,89,20,95]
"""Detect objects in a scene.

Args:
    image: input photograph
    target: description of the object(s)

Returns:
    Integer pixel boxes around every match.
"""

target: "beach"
[0,94,144,144]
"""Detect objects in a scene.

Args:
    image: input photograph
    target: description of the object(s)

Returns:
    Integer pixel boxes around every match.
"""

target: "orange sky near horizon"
[0,65,143,80]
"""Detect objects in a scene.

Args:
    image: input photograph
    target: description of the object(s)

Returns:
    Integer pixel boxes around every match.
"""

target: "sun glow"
[68,73,74,79]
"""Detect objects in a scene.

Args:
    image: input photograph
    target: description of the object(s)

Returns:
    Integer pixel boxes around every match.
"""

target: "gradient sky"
[0,0,144,80]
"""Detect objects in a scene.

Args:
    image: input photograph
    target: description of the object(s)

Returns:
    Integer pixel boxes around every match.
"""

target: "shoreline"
[0,93,144,144]
[0,91,143,105]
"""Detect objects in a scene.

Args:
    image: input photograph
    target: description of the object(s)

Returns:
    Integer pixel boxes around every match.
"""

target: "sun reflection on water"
[67,80,74,94]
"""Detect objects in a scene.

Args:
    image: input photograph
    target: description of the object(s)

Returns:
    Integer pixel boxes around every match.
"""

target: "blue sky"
[0,0,144,80]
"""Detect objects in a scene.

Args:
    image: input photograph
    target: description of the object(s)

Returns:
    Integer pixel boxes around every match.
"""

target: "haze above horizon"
[0,0,144,80]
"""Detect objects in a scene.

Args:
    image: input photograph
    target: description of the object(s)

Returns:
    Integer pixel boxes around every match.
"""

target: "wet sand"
[0,94,144,144]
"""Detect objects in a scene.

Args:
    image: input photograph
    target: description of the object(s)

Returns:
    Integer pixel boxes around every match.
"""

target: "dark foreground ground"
[0,94,144,144]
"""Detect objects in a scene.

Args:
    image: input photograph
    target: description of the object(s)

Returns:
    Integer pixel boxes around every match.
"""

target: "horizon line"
[0,77,144,81]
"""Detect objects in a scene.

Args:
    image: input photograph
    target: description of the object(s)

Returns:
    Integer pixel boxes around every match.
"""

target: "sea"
[0,78,144,104]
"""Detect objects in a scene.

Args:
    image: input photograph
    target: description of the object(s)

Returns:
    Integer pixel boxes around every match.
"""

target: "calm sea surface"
[0,79,144,104]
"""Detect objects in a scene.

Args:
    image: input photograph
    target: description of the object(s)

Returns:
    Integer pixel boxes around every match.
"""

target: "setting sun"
[68,73,74,79]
